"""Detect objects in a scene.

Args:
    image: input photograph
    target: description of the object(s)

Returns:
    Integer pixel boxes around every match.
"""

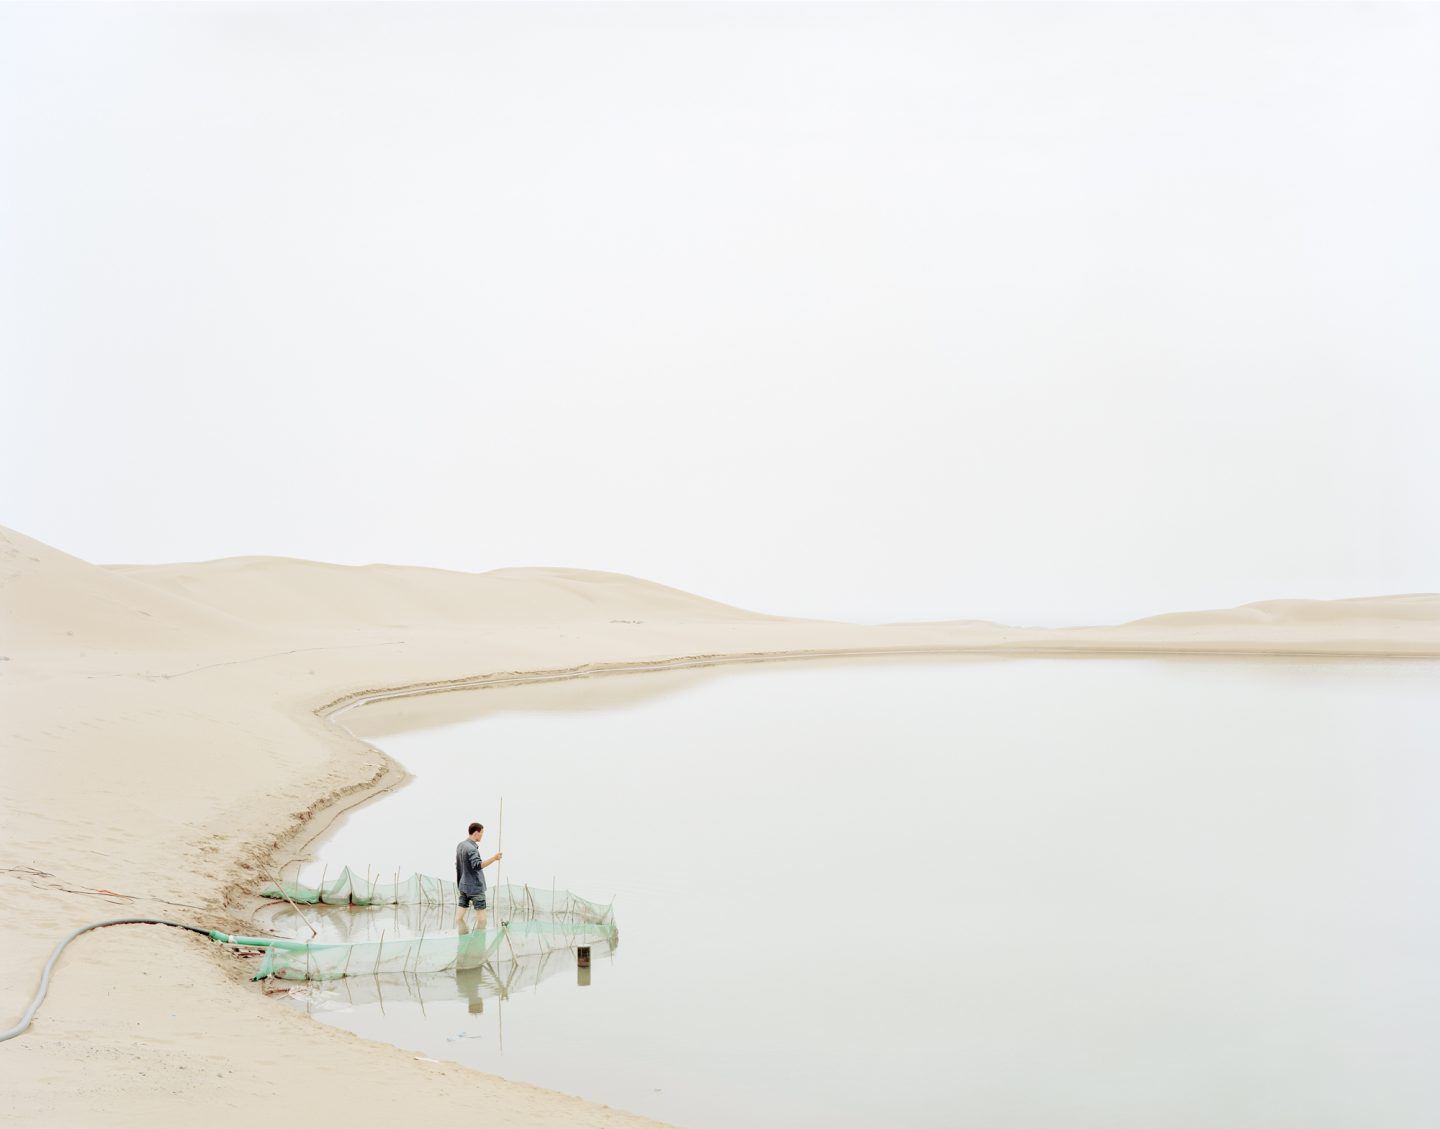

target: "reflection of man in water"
[455,821,502,932]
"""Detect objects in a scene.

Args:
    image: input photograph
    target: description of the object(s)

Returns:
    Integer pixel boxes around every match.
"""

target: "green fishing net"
[251,872,617,982]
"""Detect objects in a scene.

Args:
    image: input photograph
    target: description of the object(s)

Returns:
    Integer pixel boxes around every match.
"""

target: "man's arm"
[481,851,504,869]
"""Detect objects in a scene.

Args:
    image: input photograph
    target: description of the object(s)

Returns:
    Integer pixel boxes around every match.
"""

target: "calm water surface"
[269,656,1440,1128]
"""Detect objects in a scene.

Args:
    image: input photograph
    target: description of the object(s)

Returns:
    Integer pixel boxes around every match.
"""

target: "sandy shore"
[2,524,1436,1127]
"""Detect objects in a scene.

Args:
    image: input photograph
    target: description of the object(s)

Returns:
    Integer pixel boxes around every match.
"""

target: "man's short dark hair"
[468,821,484,835]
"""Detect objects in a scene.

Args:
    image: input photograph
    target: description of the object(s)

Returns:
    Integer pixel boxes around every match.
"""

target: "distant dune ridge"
[105,554,781,630]
[1,522,1430,650]
[1,523,1436,1129]
[1125,593,1440,627]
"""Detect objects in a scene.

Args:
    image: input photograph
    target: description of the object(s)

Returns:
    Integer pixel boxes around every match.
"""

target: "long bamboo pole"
[495,796,504,923]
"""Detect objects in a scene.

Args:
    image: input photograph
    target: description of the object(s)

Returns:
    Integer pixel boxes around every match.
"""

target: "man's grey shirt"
[456,838,486,895]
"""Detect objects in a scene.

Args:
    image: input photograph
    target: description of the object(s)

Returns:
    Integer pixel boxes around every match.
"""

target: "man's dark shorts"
[457,891,487,910]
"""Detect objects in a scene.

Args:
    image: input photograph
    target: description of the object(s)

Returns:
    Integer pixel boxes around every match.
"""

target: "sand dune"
[108,557,783,629]
[1124,593,1440,627]
[1,527,261,648]
[2,525,1436,1128]
[1061,592,1440,655]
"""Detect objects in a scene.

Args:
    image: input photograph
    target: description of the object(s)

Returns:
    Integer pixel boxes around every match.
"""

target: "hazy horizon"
[4,3,1437,625]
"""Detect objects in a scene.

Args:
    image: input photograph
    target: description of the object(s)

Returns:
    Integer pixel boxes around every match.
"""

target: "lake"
[264,654,1440,1127]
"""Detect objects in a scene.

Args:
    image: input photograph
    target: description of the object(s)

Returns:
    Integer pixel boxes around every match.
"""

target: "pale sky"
[3,2,1437,625]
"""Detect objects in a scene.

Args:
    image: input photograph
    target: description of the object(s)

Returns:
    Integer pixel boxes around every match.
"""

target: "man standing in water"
[455,821,502,932]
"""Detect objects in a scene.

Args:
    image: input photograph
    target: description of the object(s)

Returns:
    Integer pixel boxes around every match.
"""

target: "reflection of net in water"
[280,939,614,1011]
[253,875,617,983]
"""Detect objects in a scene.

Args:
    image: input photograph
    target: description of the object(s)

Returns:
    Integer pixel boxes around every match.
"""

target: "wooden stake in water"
[261,863,318,937]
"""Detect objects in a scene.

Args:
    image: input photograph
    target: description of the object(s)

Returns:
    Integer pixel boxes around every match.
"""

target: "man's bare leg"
[455,906,469,934]
[474,907,488,930]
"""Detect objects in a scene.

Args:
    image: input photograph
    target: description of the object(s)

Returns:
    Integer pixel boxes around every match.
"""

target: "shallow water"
[271,655,1440,1127]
